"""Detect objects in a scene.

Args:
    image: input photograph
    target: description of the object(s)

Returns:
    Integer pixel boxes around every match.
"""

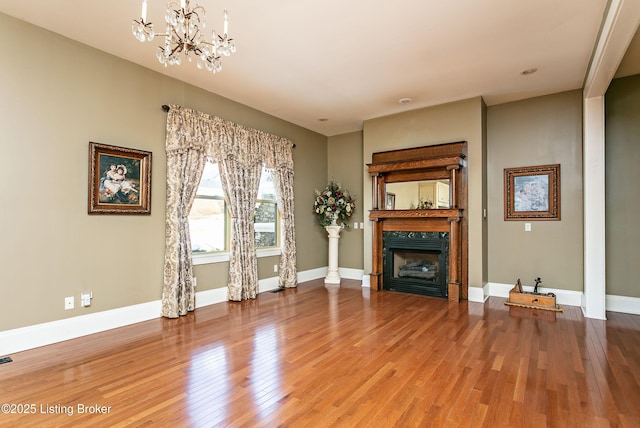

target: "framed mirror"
[384,180,450,209]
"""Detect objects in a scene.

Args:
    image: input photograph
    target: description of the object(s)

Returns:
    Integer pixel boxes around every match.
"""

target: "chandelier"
[132,0,236,74]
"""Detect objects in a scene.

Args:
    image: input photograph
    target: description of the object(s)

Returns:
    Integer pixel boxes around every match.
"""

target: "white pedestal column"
[324,225,342,285]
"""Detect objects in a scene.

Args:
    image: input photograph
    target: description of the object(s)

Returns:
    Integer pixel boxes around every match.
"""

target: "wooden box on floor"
[504,279,562,312]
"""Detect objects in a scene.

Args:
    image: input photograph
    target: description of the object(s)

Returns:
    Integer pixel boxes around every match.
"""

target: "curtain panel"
[162,105,297,317]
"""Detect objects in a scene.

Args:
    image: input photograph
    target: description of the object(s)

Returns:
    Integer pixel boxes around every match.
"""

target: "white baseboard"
[468,285,488,303]
[0,268,324,356]
[296,267,364,283]
[258,276,281,293]
[0,300,162,356]
[606,294,640,315]
[486,282,583,307]
[297,267,327,283]
[339,267,365,281]
[195,287,228,308]
[8,273,631,356]
[361,274,371,288]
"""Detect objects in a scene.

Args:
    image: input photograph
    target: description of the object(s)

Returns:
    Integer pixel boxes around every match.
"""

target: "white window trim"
[192,247,282,266]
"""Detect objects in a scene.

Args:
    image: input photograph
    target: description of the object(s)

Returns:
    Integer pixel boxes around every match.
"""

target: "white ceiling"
[1,1,637,136]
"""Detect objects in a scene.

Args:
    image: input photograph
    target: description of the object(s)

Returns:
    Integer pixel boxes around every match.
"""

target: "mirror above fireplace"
[385,180,450,209]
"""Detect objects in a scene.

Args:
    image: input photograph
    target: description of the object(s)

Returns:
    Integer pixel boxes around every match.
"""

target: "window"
[189,162,279,260]
[254,168,279,248]
[189,162,227,253]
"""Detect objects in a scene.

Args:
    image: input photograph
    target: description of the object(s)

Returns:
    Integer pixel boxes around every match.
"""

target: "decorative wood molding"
[367,156,466,174]
[369,209,462,220]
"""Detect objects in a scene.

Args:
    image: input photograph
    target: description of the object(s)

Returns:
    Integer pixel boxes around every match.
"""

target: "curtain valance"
[165,105,294,170]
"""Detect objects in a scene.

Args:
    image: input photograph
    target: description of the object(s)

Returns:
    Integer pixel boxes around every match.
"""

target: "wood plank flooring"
[1,279,640,427]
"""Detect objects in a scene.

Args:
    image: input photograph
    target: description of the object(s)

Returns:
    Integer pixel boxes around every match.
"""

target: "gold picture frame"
[504,164,560,221]
[88,142,152,214]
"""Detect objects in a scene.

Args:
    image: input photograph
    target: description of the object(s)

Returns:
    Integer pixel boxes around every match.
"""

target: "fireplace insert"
[383,234,448,298]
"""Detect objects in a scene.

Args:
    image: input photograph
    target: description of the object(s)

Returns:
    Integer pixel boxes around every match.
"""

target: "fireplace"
[367,142,468,301]
[384,232,449,298]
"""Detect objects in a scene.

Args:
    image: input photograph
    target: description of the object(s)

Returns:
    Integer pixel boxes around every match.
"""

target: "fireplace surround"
[368,142,468,301]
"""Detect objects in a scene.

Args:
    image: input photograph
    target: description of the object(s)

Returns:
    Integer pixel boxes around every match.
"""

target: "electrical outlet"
[193,276,197,288]
[274,264,278,273]
[525,223,532,232]
[359,222,364,229]
[64,296,74,310]
[81,292,92,307]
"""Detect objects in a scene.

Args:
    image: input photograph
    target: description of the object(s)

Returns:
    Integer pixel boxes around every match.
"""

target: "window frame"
[190,163,282,266]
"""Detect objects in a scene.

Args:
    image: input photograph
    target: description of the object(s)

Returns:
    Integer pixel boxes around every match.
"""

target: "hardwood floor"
[1,279,640,427]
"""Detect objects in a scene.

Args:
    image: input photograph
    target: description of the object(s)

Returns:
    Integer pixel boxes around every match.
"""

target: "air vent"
[0,356,13,365]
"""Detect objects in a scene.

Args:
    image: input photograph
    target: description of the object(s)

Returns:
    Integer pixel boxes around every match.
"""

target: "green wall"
[327,131,364,270]
[486,90,584,290]
[0,13,327,331]
[605,75,640,298]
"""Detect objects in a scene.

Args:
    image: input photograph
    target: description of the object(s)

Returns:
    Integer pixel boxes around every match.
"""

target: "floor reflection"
[187,344,229,425]
[250,325,282,419]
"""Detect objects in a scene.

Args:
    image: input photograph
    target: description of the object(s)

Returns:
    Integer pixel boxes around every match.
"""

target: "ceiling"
[1,1,638,136]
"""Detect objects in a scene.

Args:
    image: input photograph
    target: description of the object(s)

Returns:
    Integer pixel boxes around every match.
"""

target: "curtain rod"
[161,104,296,148]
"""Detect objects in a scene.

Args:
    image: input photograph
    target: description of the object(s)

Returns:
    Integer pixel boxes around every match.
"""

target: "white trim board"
[606,295,640,316]
[0,268,328,356]
[0,300,162,357]
[468,285,489,303]
[6,273,634,356]
[339,267,365,281]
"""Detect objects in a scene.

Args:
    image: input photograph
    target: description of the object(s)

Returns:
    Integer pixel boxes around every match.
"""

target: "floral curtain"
[266,142,297,288]
[217,127,264,300]
[162,105,296,314]
[162,111,208,317]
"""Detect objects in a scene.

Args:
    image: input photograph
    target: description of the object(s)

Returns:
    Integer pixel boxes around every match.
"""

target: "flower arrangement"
[417,199,434,209]
[313,181,356,228]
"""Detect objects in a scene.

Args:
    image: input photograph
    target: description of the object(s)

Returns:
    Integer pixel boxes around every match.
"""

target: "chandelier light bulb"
[142,0,148,22]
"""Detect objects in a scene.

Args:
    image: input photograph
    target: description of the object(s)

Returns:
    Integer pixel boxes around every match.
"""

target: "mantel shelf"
[369,209,463,221]
[367,156,466,175]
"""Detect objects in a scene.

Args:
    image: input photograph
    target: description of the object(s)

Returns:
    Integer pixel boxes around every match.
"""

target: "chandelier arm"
[187,30,202,50]
[133,18,152,27]
[189,8,205,23]
[166,39,183,57]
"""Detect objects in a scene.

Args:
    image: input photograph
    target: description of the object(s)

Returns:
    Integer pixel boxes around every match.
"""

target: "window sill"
[192,247,282,266]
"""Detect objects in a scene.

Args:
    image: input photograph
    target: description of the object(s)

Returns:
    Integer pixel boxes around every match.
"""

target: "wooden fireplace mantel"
[367,141,468,302]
